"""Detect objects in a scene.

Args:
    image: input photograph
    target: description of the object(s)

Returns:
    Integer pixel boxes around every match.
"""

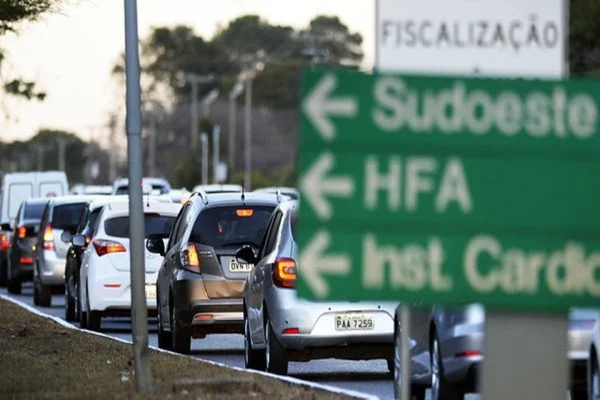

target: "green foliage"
[4,78,45,100]
[229,163,295,190]
[570,0,600,75]
[175,150,202,190]
[0,0,57,33]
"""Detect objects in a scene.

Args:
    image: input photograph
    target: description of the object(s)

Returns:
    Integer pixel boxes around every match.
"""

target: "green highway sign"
[296,68,600,310]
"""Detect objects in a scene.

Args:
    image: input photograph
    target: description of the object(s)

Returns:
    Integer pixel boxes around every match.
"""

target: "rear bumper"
[88,272,158,312]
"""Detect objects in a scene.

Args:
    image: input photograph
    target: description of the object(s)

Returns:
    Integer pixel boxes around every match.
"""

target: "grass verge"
[0,298,357,400]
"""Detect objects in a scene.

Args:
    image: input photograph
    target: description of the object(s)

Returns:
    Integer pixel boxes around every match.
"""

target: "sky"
[0,0,375,142]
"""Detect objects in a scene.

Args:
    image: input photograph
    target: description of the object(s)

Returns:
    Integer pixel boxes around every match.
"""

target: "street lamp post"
[200,132,208,185]
[228,83,244,176]
[202,89,219,118]
[184,73,214,150]
[212,125,220,184]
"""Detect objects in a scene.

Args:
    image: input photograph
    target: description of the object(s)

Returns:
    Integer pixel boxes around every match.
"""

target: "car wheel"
[7,274,21,295]
[85,287,101,331]
[590,353,600,400]
[265,316,288,375]
[431,334,464,400]
[35,278,52,307]
[65,283,76,322]
[244,312,265,370]
[157,296,172,350]
[171,306,191,354]
[0,258,8,287]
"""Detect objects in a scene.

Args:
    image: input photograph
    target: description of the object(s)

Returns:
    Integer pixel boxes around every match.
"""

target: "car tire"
[244,312,265,370]
[36,279,52,307]
[7,275,21,295]
[65,285,76,322]
[431,333,464,400]
[157,297,172,350]
[0,258,8,287]
[589,352,600,400]
[265,316,288,375]
[393,317,426,400]
[85,287,101,331]
[171,306,191,354]
[570,388,587,400]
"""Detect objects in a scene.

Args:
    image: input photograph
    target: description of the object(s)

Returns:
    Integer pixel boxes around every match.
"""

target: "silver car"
[33,195,97,306]
[240,200,396,374]
[393,305,598,400]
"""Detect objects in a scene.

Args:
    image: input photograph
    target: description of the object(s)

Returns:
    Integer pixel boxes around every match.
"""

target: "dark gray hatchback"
[147,191,281,354]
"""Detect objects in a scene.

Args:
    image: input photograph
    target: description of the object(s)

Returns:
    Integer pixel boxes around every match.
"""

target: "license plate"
[229,259,253,272]
[335,314,374,331]
[145,284,156,298]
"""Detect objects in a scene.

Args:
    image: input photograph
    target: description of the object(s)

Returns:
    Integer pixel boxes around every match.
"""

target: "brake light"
[282,327,299,334]
[272,258,296,288]
[93,239,126,256]
[456,350,482,358]
[236,209,254,217]
[19,257,33,264]
[0,234,7,251]
[43,225,54,250]
[180,242,200,273]
[17,226,26,239]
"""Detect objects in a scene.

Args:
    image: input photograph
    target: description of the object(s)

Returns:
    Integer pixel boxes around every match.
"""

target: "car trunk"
[104,238,164,273]
[195,244,251,299]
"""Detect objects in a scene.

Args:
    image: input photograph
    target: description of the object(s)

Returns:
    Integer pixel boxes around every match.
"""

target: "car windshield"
[104,214,176,238]
[189,205,274,248]
[24,203,46,220]
[52,203,87,231]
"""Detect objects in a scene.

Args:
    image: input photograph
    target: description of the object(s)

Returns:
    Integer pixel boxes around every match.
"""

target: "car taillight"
[93,239,126,256]
[17,226,26,239]
[43,225,54,250]
[180,243,200,273]
[19,257,33,264]
[272,258,296,288]
[0,234,7,251]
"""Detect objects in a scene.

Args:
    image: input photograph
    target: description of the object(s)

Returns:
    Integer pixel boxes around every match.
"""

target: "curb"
[0,294,379,400]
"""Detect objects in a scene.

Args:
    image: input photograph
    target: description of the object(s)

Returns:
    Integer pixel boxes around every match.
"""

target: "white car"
[77,200,181,331]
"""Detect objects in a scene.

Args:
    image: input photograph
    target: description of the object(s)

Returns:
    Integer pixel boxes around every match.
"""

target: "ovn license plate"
[335,314,374,331]
[145,284,156,299]
[229,259,253,272]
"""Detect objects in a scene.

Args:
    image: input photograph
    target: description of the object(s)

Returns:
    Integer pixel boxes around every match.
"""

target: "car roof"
[102,200,182,216]
[23,198,51,206]
[48,195,100,206]
[114,177,171,187]
[192,184,242,193]
[190,191,281,207]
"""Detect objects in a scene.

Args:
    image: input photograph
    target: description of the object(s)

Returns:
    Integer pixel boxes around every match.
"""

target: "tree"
[570,0,600,75]
[0,0,61,101]
[299,16,363,66]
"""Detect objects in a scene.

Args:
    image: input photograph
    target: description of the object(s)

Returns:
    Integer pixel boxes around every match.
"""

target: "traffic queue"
[0,171,597,400]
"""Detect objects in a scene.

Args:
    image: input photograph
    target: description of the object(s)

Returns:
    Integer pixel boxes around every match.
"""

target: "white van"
[0,171,69,226]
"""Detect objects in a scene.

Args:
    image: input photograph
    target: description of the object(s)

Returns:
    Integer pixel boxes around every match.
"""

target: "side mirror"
[72,234,86,247]
[0,223,10,231]
[146,234,165,256]
[235,245,257,265]
[60,231,73,244]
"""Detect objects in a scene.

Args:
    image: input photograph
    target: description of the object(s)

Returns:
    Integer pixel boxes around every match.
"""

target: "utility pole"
[212,125,220,183]
[35,144,45,171]
[148,114,156,177]
[185,73,215,150]
[202,89,219,118]
[123,0,152,393]
[200,132,208,185]
[244,75,253,191]
[228,83,244,176]
[108,114,118,183]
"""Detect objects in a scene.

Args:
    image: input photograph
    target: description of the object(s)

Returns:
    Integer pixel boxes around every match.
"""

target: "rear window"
[190,205,274,248]
[52,203,87,231]
[104,214,176,238]
[114,186,128,195]
[24,203,46,220]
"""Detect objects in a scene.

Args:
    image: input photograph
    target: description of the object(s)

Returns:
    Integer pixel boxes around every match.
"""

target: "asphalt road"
[1,283,482,400]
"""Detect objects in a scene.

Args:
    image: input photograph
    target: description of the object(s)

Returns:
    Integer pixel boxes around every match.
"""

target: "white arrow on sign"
[300,152,354,220]
[302,73,358,141]
[299,230,351,298]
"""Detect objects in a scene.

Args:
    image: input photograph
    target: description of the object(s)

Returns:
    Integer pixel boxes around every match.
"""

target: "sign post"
[297,69,597,398]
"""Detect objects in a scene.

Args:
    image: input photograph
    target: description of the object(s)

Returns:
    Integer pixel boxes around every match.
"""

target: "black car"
[6,199,48,294]
[147,191,281,354]
[63,197,110,322]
